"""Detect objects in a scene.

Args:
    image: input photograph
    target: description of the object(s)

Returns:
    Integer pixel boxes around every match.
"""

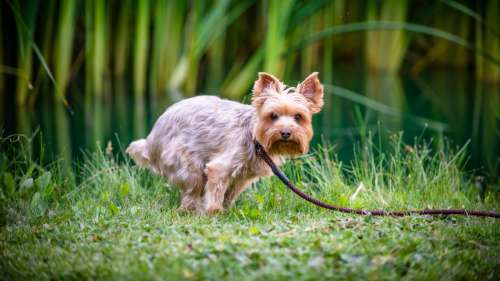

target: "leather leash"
[254,142,500,218]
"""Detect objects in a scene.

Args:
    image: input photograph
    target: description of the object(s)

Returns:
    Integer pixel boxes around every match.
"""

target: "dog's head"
[252,72,324,155]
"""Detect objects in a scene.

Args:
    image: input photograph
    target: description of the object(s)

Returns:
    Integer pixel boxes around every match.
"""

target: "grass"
[1,133,499,280]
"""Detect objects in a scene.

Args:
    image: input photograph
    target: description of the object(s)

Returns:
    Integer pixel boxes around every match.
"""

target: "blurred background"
[0,0,499,180]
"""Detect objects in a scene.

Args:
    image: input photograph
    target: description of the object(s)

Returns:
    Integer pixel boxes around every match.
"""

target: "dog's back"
[127,95,255,189]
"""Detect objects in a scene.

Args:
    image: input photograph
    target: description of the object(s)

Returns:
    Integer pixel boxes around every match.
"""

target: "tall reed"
[150,0,171,96]
[0,2,4,103]
[321,0,344,85]
[133,0,150,97]
[113,0,131,78]
[365,0,409,72]
[161,0,186,94]
[32,0,55,104]
[53,0,76,96]
[263,0,294,78]
[431,6,470,67]
[149,0,186,96]
[93,0,107,96]
[13,0,38,106]
[479,0,500,83]
[220,48,263,99]
[84,0,93,100]
[169,0,251,95]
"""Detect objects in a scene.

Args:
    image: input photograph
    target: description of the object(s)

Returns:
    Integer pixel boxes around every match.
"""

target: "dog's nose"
[281,129,291,139]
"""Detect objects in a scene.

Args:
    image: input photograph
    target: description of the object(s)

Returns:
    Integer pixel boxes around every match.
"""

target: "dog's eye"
[270,112,279,121]
[294,114,302,122]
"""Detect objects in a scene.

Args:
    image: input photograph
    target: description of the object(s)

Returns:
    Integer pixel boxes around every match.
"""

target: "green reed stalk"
[84,0,93,100]
[182,3,204,96]
[426,6,470,67]
[32,0,55,103]
[113,79,129,142]
[14,0,38,106]
[54,102,73,179]
[264,0,294,77]
[221,48,263,99]
[280,1,328,81]
[481,0,500,83]
[53,0,76,96]
[365,73,406,132]
[479,84,499,174]
[133,0,150,97]
[161,0,186,94]
[365,1,379,71]
[149,0,169,96]
[321,1,345,130]
[0,2,4,95]
[169,0,251,95]
[301,14,321,77]
[16,107,32,147]
[114,0,131,78]
[321,0,344,85]
[93,0,107,96]
[206,30,225,92]
[365,0,409,72]
[150,0,186,96]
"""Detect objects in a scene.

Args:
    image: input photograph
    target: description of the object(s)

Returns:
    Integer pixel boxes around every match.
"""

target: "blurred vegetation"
[0,0,499,178]
[0,2,499,278]
[1,0,499,103]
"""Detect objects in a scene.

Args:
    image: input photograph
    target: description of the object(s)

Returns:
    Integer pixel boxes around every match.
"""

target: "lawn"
[1,134,499,280]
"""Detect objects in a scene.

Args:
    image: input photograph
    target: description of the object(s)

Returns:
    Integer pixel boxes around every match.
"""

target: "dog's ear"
[297,72,324,114]
[252,72,281,108]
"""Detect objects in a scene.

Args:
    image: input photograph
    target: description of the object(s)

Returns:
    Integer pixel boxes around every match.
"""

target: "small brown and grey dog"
[126,72,324,214]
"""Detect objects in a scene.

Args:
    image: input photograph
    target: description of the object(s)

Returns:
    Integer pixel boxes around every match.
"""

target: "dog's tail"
[126,139,151,169]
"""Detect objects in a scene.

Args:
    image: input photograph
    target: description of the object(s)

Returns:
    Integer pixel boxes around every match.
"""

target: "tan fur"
[127,72,324,214]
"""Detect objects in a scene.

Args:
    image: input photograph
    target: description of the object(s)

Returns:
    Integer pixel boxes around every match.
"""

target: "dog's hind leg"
[203,159,233,214]
[178,183,204,213]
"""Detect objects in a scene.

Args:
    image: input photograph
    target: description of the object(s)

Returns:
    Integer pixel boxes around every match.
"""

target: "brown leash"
[254,142,500,218]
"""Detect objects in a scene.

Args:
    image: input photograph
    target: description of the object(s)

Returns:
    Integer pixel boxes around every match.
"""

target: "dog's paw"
[204,204,224,215]
[177,205,196,214]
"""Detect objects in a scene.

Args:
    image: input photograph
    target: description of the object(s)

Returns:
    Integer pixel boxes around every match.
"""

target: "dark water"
[3,65,499,179]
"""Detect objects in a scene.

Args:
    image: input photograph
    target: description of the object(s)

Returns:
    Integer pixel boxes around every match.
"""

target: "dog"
[126,72,324,214]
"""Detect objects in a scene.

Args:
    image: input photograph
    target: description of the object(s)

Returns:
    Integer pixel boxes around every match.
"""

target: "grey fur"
[127,96,280,213]
[127,72,323,214]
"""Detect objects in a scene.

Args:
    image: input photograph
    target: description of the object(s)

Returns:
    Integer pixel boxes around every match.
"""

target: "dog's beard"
[263,131,309,155]
[256,125,311,156]
[268,140,305,155]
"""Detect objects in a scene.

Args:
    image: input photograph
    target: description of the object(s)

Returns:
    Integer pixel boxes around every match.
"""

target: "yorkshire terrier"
[127,72,324,214]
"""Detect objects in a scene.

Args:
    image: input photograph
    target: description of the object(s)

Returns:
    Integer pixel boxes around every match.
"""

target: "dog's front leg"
[203,161,231,214]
